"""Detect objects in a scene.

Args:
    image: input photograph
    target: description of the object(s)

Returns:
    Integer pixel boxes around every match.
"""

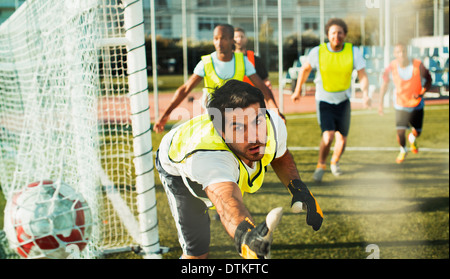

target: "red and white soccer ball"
[4,180,92,259]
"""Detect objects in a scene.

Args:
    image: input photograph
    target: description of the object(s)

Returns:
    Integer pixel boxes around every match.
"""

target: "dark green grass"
[1,105,448,259]
[155,104,449,259]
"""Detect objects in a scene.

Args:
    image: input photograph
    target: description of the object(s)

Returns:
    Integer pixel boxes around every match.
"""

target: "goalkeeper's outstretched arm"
[270,149,301,186]
[205,181,252,238]
[205,182,279,259]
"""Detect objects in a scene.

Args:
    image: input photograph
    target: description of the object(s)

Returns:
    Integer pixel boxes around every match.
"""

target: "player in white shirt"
[156,80,323,259]
[291,18,370,182]
[153,24,281,133]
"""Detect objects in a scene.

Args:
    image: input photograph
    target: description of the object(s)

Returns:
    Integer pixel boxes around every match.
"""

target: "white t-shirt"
[193,51,257,79]
[306,43,366,104]
[158,110,287,190]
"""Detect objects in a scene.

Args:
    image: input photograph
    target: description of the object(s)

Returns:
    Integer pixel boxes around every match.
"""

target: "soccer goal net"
[0,0,160,259]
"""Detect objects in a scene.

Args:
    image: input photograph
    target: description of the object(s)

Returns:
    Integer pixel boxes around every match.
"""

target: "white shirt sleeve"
[157,127,240,188]
[187,111,288,188]
[159,110,289,190]
[185,152,240,189]
[353,46,366,71]
[193,60,205,77]
[244,56,257,77]
[306,46,320,69]
[268,109,288,158]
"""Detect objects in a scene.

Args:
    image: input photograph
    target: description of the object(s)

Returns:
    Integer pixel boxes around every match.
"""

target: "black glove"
[288,179,323,231]
[234,207,283,259]
[234,218,269,259]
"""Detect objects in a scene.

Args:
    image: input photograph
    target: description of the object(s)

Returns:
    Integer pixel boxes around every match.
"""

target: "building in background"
[2,0,447,47]
[141,0,359,42]
[0,0,26,23]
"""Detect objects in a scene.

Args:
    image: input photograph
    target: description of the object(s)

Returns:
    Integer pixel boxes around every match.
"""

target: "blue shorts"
[317,99,351,136]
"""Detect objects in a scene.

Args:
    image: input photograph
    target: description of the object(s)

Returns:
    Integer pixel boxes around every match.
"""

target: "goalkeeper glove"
[288,179,323,231]
[234,208,283,259]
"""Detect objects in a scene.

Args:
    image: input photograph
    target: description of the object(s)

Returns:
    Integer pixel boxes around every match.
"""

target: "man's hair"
[207,79,266,132]
[325,18,348,35]
[215,24,235,39]
[394,41,408,48]
[234,27,246,34]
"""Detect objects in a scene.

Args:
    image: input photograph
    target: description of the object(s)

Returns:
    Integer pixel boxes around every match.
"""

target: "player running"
[290,18,370,182]
[234,27,272,90]
[378,42,432,163]
[156,80,323,259]
[153,24,281,133]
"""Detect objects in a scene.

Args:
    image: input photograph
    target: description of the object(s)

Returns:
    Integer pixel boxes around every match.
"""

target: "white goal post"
[0,0,161,259]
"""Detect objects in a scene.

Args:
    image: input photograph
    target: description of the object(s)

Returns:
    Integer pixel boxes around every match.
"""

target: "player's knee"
[396,129,406,137]
[334,131,346,142]
[322,131,335,146]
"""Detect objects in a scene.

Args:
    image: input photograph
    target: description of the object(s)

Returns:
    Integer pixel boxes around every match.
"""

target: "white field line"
[285,105,449,120]
[115,146,449,159]
[109,107,448,157]
[98,166,140,243]
[287,146,449,153]
[285,106,448,153]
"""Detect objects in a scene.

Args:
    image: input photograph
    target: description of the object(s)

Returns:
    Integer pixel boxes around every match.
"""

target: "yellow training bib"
[201,52,246,94]
[319,43,354,92]
[168,113,277,196]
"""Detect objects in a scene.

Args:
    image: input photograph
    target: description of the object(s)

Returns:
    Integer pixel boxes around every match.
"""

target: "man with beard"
[291,18,371,182]
[155,80,323,259]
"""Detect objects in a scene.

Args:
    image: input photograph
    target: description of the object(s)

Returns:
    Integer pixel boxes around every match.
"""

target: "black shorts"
[395,108,424,132]
[155,150,211,257]
[317,99,351,136]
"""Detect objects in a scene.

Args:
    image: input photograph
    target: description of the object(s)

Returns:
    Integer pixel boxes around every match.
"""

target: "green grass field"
[1,104,448,259]
[154,104,449,259]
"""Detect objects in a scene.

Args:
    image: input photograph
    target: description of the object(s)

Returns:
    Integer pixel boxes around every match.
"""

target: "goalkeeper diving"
[155,80,323,259]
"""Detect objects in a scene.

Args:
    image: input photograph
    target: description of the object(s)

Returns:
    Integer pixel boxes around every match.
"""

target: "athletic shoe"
[396,151,407,164]
[330,162,343,176]
[409,133,419,154]
[313,164,326,182]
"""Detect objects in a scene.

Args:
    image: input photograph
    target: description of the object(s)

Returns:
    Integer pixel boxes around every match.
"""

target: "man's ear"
[208,107,225,138]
